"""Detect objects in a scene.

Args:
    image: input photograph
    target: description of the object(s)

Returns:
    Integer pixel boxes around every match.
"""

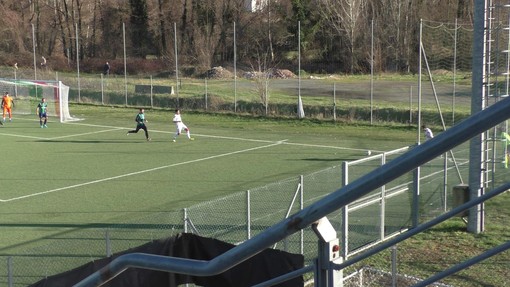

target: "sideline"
[0,141,286,203]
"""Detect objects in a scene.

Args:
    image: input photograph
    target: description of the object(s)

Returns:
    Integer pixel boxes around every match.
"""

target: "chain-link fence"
[3,142,498,286]
[1,67,433,121]
[343,266,453,287]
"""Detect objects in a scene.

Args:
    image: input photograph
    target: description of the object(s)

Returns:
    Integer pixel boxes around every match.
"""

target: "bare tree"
[317,0,368,73]
[190,0,224,69]
[372,0,416,72]
[0,3,29,61]
[0,0,483,74]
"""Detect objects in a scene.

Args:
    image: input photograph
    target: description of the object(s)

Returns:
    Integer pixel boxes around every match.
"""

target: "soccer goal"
[0,78,77,122]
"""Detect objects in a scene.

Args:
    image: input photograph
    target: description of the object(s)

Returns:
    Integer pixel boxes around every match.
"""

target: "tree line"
[0,0,478,75]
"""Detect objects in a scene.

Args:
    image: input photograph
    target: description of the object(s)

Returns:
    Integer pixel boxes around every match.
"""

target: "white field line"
[0,141,285,203]
[65,122,373,151]
[49,128,123,140]
[0,133,47,140]
[1,120,366,151]
[66,122,279,144]
[0,128,123,141]
[280,141,376,153]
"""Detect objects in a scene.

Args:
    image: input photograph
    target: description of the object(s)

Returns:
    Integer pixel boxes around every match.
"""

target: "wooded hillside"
[0,0,480,75]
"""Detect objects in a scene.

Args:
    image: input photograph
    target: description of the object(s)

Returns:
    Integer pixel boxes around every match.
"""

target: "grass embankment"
[354,195,510,287]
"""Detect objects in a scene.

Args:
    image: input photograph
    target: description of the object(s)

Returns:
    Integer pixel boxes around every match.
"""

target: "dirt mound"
[243,69,296,79]
[205,66,234,79]
[205,67,296,79]
[271,69,296,79]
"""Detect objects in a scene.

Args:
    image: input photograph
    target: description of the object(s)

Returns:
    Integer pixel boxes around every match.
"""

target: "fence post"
[341,161,349,259]
[412,166,421,228]
[150,75,154,108]
[100,73,104,105]
[300,175,304,255]
[247,190,251,240]
[183,208,188,233]
[443,154,449,212]
[7,256,13,287]
[391,245,398,287]
[105,229,112,257]
[380,153,387,241]
[205,78,208,111]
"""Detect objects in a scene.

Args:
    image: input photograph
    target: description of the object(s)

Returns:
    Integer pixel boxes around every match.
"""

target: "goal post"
[0,78,76,122]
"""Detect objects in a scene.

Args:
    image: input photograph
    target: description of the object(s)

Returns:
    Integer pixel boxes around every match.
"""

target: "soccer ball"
[366,150,372,156]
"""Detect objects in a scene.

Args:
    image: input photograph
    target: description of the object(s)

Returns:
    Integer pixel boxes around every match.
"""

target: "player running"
[36,98,48,128]
[2,91,14,123]
[127,108,151,141]
[422,125,434,141]
[172,109,194,142]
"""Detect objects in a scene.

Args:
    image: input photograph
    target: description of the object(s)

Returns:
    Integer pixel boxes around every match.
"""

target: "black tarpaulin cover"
[29,233,304,287]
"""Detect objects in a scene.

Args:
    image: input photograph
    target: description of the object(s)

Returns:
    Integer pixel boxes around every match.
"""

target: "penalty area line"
[0,140,286,203]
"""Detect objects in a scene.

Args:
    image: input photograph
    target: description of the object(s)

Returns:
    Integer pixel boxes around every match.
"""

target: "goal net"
[0,78,76,122]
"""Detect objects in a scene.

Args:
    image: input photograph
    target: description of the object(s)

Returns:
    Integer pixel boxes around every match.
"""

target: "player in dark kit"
[127,108,151,141]
[37,98,48,128]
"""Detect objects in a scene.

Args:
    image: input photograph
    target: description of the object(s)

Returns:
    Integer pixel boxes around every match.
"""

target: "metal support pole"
[100,73,104,105]
[7,256,13,287]
[391,245,397,287]
[300,175,304,255]
[183,208,188,233]
[468,0,486,234]
[123,22,127,106]
[247,190,251,240]
[312,218,342,287]
[105,229,112,257]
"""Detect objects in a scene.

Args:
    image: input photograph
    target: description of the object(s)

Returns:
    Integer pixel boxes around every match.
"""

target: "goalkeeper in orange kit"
[1,91,14,123]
